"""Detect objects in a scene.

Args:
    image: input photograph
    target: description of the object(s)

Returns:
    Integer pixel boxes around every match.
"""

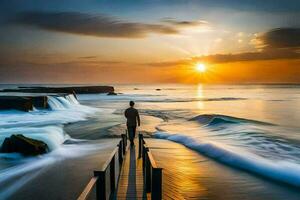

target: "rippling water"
[78,84,300,195]
[1,84,300,199]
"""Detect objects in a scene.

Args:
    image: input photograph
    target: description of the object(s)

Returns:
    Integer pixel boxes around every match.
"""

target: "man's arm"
[136,110,141,126]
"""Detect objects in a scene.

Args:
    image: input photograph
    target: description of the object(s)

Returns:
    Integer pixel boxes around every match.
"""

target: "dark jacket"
[125,107,140,127]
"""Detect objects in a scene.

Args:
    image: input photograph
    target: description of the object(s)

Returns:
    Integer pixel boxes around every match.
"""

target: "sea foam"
[0,94,98,150]
[155,131,300,187]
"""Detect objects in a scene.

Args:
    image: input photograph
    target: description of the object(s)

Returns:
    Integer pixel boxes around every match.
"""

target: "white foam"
[155,132,300,187]
[0,94,98,150]
[0,141,114,199]
[0,126,66,150]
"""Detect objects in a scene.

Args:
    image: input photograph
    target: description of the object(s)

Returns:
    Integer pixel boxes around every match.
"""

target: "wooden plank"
[115,139,147,199]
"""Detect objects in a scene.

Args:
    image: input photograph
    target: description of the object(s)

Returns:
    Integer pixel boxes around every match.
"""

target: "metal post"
[138,134,143,158]
[94,170,106,200]
[110,155,115,193]
[142,146,147,174]
[121,134,126,154]
[118,142,123,164]
[145,151,151,193]
[151,168,162,200]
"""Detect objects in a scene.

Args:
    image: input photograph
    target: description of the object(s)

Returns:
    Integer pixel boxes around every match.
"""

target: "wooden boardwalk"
[114,140,147,200]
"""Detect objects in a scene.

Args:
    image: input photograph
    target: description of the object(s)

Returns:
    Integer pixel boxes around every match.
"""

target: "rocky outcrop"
[1,86,114,94]
[0,96,34,111]
[0,95,49,111]
[1,134,49,156]
[107,92,117,95]
[0,85,114,111]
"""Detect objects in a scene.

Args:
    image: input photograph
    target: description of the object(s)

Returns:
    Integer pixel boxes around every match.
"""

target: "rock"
[156,88,161,91]
[32,96,48,109]
[0,96,33,111]
[0,134,49,156]
[107,92,117,95]
[0,95,50,111]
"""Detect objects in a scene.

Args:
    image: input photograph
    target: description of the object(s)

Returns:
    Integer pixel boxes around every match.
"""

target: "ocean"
[0,84,300,199]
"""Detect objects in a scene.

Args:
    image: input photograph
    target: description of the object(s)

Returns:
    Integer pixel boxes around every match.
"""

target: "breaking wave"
[77,93,246,103]
[155,131,300,187]
[0,94,98,151]
[190,114,273,126]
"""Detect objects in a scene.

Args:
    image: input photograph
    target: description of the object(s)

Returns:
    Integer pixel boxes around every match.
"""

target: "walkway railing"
[138,134,163,200]
[77,134,127,200]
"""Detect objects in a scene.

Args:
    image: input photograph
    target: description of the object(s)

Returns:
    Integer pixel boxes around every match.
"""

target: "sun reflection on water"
[197,84,204,109]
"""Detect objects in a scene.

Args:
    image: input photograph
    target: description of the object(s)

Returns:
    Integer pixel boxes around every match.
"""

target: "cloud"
[161,18,208,27]
[194,49,299,64]
[253,28,300,49]
[143,27,300,67]
[11,11,204,38]
[146,27,300,67]
[193,28,300,64]
[146,49,300,67]
[145,43,300,67]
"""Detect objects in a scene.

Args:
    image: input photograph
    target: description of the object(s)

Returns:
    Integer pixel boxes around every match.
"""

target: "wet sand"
[146,139,300,200]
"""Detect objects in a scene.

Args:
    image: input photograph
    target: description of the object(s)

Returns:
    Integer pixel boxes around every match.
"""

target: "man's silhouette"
[124,101,140,146]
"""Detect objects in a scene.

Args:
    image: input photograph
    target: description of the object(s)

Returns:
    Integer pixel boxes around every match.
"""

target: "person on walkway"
[124,101,140,146]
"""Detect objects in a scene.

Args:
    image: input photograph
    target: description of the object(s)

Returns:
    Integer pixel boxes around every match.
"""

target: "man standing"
[124,101,140,146]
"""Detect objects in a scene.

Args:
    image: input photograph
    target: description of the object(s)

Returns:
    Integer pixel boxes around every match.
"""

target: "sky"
[0,0,299,84]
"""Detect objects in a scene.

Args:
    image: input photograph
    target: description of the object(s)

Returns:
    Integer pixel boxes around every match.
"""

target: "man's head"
[129,101,135,107]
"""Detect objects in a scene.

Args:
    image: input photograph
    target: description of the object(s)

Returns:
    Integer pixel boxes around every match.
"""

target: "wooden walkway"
[114,140,147,200]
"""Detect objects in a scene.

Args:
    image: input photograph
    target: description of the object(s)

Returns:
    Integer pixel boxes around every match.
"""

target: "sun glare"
[196,63,206,73]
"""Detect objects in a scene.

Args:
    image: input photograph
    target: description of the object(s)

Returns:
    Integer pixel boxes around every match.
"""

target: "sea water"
[1,84,300,199]
[77,84,300,191]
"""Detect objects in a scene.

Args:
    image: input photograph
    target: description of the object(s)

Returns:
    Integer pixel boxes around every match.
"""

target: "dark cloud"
[11,11,185,38]
[161,18,208,27]
[143,27,300,67]
[194,49,300,64]
[146,43,300,67]
[194,28,300,64]
[78,56,98,59]
[145,49,300,67]
[255,28,300,49]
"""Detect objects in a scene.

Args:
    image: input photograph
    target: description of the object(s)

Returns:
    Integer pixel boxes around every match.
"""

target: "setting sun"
[196,63,206,73]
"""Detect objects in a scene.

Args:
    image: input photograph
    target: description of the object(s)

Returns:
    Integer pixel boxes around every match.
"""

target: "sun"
[195,63,206,73]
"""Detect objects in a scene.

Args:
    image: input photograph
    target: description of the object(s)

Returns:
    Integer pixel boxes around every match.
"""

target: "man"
[124,101,140,146]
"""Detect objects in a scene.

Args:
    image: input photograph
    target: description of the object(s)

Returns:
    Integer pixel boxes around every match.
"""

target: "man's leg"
[131,126,136,146]
[127,126,134,146]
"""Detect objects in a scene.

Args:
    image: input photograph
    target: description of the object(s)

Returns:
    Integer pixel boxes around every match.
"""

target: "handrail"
[147,150,158,168]
[100,147,118,171]
[77,133,127,200]
[77,177,98,200]
[138,133,163,200]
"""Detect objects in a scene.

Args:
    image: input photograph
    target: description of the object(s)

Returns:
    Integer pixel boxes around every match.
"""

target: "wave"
[0,126,67,151]
[77,93,246,103]
[190,114,273,126]
[0,94,98,151]
[155,132,300,187]
[48,94,91,111]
